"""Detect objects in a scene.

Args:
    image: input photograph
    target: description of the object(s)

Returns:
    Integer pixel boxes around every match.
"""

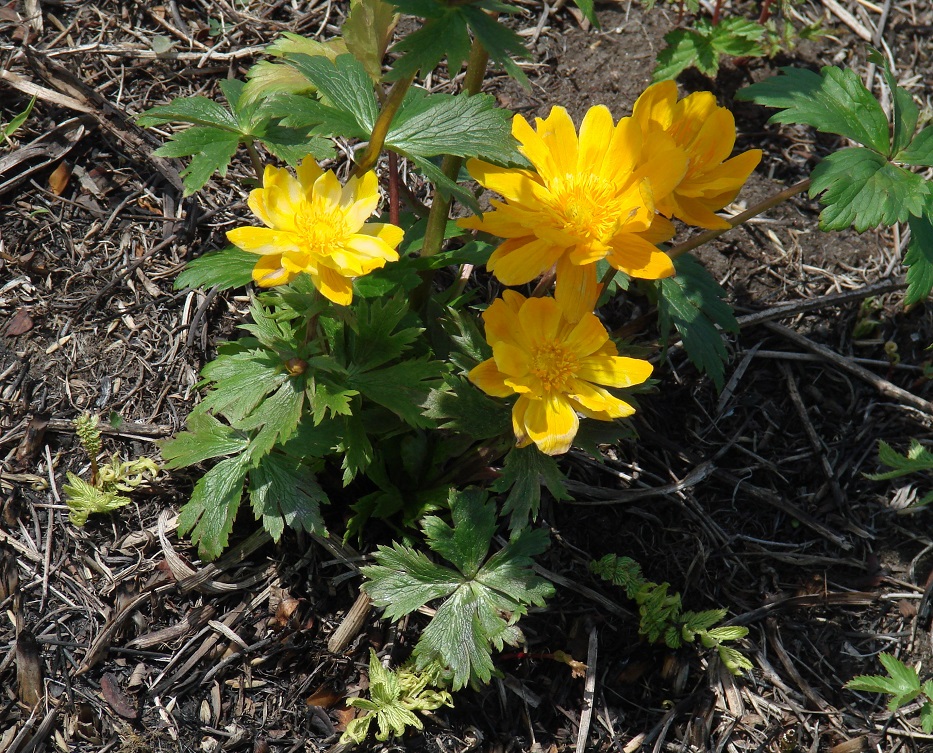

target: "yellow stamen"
[531,342,578,393]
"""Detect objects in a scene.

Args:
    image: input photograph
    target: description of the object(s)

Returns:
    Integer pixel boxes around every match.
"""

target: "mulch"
[3,0,933,750]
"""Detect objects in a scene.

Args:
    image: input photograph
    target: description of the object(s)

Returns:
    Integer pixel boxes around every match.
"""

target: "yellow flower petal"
[296,157,324,194]
[521,394,579,455]
[313,170,343,208]
[468,358,513,398]
[606,232,674,279]
[600,116,643,185]
[227,226,302,256]
[487,237,564,286]
[493,340,533,378]
[513,115,561,183]
[311,265,353,305]
[576,105,614,178]
[536,106,578,179]
[252,254,297,287]
[564,312,610,358]
[466,160,541,204]
[555,256,600,324]
[357,222,405,249]
[576,355,653,389]
[568,381,635,418]
[632,80,677,132]
[518,296,563,346]
[343,171,381,227]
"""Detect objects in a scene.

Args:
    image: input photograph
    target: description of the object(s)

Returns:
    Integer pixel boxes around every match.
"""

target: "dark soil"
[3,0,933,751]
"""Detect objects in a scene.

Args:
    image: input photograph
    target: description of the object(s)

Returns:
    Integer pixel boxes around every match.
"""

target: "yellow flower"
[468,290,653,455]
[459,106,687,322]
[632,81,762,230]
[226,158,403,305]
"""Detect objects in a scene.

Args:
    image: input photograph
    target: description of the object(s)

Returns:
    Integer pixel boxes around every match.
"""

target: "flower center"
[549,174,623,243]
[295,201,350,258]
[530,341,578,393]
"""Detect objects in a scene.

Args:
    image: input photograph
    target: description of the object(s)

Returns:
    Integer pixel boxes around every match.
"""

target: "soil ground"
[2,0,933,751]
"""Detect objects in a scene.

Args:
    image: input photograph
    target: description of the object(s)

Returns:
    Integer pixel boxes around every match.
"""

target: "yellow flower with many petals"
[226,158,404,305]
[632,81,762,230]
[468,290,652,455]
[459,106,687,322]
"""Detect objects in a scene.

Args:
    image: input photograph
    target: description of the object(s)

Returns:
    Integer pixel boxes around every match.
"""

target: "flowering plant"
[137,0,933,742]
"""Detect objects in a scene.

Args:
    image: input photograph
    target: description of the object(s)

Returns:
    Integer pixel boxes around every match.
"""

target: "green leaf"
[350,359,445,428]
[570,0,598,28]
[848,653,924,712]
[344,0,399,83]
[269,94,370,140]
[490,445,572,531]
[177,456,249,560]
[866,439,933,480]
[63,473,131,527]
[258,126,334,166]
[387,89,520,165]
[249,452,327,541]
[681,608,727,633]
[2,95,36,141]
[285,53,378,132]
[422,375,511,439]
[809,147,931,231]
[174,247,257,291]
[153,126,241,195]
[921,702,933,734]
[704,625,749,642]
[590,554,645,597]
[386,10,472,82]
[363,488,554,689]
[736,66,890,155]
[137,96,240,130]
[340,411,373,484]
[460,7,530,89]
[657,255,738,391]
[235,377,306,461]
[897,127,933,167]
[903,216,933,306]
[347,297,422,371]
[718,644,753,674]
[200,350,286,423]
[159,411,248,469]
[307,379,357,424]
[652,18,764,82]
[870,49,918,156]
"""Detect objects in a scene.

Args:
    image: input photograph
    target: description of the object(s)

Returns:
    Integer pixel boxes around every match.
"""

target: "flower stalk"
[354,72,417,177]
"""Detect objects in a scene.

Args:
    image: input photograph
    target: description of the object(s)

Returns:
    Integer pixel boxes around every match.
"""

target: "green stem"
[420,40,491,259]
[354,73,416,177]
[667,178,811,261]
[246,141,265,184]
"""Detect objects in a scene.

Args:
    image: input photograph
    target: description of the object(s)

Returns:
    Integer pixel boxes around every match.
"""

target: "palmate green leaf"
[249,452,327,541]
[387,89,520,165]
[921,702,933,734]
[422,375,510,440]
[159,410,248,469]
[137,96,240,130]
[199,350,287,423]
[460,6,530,88]
[270,94,370,140]
[63,474,131,527]
[347,296,422,371]
[350,358,445,428]
[154,126,240,195]
[284,53,379,132]
[849,653,924,712]
[177,455,250,560]
[340,411,373,484]
[344,0,399,83]
[385,10,472,82]
[363,488,553,689]
[718,644,754,674]
[897,127,933,167]
[658,255,738,391]
[652,18,765,82]
[236,377,306,462]
[257,123,334,166]
[809,147,931,232]
[736,66,890,154]
[174,247,256,291]
[904,216,933,306]
[489,445,572,531]
[307,379,357,424]
[871,49,918,156]
[866,439,933,480]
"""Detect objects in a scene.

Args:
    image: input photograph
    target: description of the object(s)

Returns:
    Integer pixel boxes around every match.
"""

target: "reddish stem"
[388,151,400,227]
[712,0,723,25]
[758,0,773,24]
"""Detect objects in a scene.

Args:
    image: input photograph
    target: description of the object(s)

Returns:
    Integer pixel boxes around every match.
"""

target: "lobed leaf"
[489,445,572,531]
[809,147,931,232]
[177,456,249,560]
[736,66,890,154]
[153,126,240,195]
[658,255,738,391]
[159,410,248,469]
[174,247,257,291]
[249,452,327,541]
[903,216,933,306]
